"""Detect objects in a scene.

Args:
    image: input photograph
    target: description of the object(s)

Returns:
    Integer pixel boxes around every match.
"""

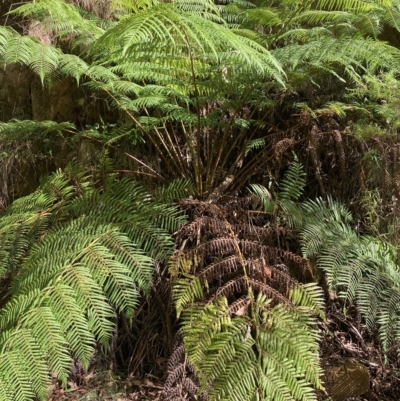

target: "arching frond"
[300,196,400,355]
[93,3,284,86]
[0,165,186,401]
[9,0,104,42]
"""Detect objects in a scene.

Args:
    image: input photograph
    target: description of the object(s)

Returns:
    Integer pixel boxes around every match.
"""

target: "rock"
[324,358,370,401]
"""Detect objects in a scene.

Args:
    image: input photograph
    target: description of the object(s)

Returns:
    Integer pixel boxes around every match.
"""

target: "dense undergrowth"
[1,0,400,400]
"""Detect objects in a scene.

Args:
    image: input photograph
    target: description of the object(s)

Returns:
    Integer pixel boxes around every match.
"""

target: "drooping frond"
[153,178,195,203]
[89,2,285,98]
[0,165,186,401]
[180,293,322,401]
[300,196,400,355]
[167,198,324,400]
[9,0,104,43]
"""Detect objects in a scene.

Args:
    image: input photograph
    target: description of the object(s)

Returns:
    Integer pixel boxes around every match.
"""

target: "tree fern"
[5,0,400,197]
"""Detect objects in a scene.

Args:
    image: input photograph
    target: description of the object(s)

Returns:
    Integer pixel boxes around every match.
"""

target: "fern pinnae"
[47,283,95,367]
[173,275,204,318]
[0,164,184,400]
[278,160,307,201]
[377,288,400,355]
[29,43,60,83]
[289,282,325,320]
[3,329,50,400]
[0,350,35,401]
[21,305,70,382]
[170,196,324,400]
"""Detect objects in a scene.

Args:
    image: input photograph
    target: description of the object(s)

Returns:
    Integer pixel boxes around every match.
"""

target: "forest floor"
[47,297,400,401]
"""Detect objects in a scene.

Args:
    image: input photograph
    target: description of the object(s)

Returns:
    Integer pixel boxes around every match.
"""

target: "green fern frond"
[173,275,204,318]
[93,3,284,84]
[249,160,306,229]
[278,160,306,201]
[181,293,322,401]
[289,282,325,320]
[300,195,400,355]
[10,0,104,41]
[0,120,76,140]
[245,138,266,156]
[0,165,185,401]
[58,53,90,82]
[1,35,36,66]
[249,183,276,214]
[153,178,195,203]
[29,43,61,82]
[69,177,185,262]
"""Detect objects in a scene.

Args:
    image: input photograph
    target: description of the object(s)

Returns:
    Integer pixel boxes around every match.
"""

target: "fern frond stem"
[165,96,193,177]
[62,128,162,178]
[232,153,275,193]
[93,81,177,177]
[142,106,185,176]
[207,87,254,190]
[207,98,262,196]
[180,121,200,191]
[169,122,189,175]
[218,101,261,176]
[143,107,179,173]
[185,30,203,196]
[111,169,158,177]
[166,127,189,177]
[162,122,187,177]
[222,213,248,279]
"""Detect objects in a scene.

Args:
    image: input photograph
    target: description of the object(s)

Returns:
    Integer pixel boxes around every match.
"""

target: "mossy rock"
[324,358,370,401]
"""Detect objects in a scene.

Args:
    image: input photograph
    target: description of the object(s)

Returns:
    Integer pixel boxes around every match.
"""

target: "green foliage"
[247,166,400,358]
[249,159,306,228]
[2,0,400,196]
[346,72,400,131]
[0,165,186,401]
[3,0,400,398]
[300,196,400,355]
[181,293,322,401]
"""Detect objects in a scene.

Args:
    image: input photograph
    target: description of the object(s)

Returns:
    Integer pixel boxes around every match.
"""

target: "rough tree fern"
[164,161,324,401]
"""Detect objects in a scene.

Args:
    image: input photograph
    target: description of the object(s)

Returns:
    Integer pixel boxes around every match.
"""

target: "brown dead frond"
[165,198,317,397]
[161,336,203,401]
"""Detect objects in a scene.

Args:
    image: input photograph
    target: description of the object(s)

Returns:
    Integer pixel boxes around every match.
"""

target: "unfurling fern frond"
[0,165,186,401]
